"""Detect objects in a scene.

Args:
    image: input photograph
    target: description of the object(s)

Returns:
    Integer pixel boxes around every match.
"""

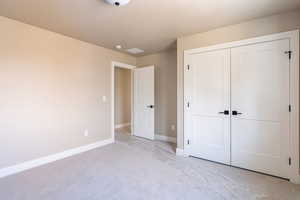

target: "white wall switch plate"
[102,96,107,102]
[84,130,89,137]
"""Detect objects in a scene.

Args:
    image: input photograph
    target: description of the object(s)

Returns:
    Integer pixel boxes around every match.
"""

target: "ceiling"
[0,0,300,56]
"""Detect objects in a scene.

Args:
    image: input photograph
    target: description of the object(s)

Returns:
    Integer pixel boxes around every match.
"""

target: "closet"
[184,31,299,180]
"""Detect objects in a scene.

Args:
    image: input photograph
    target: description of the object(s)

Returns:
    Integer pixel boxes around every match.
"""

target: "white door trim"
[111,61,136,142]
[183,30,299,183]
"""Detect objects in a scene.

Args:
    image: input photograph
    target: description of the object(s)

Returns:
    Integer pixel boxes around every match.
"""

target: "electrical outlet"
[171,125,175,131]
[84,130,89,137]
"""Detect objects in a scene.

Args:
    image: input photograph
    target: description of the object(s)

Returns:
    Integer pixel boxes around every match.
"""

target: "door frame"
[111,61,136,142]
[183,30,299,183]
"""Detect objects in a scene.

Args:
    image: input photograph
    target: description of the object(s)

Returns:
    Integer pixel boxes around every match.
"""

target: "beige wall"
[177,10,300,149]
[137,50,177,137]
[0,16,136,169]
[2,9,299,170]
[115,67,131,126]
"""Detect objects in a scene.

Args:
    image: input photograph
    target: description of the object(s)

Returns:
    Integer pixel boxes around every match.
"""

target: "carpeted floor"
[0,127,300,200]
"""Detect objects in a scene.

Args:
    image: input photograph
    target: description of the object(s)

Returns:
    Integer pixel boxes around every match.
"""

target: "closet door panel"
[231,39,290,178]
[185,49,231,164]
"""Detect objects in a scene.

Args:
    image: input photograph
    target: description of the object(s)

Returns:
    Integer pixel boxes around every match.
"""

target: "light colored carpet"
[0,128,300,200]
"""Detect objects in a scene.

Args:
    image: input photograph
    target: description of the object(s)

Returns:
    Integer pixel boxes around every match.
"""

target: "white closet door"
[231,39,290,178]
[133,66,155,140]
[185,49,231,164]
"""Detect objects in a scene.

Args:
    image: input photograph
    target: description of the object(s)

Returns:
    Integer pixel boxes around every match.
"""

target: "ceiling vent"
[127,48,144,54]
[105,0,131,7]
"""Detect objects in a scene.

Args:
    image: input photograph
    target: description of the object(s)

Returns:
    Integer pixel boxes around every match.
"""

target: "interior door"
[231,39,290,178]
[185,49,231,164]
[133,66,155,140]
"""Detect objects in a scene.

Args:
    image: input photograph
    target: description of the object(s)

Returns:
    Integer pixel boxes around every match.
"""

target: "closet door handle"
[147,105,154,109]
[218,110,229,115]
[232,111,242,115]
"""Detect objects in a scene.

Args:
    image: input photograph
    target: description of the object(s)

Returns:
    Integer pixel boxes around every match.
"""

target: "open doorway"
[111,62,155,142]
[115,66,132,136]
[111,62,136,141]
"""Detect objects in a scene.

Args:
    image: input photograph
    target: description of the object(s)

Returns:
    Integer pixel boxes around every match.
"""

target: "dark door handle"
[147,105,154,109]
[218,110,229,115]
[232,111,242,115]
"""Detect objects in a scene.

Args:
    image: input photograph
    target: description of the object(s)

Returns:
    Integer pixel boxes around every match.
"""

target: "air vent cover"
[127,48,144,54]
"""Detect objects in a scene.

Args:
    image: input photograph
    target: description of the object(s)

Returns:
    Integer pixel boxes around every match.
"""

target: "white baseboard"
[176,148,188,157]
[155,134,177,143]
[0,138,114,179]
[115,123,131,129]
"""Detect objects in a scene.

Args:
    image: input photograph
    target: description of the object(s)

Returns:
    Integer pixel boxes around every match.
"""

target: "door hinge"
[289,157,291,166]
[187,140,190,145]
[187,65,190,70]
[289,105,292,112]
[285,51,292,60]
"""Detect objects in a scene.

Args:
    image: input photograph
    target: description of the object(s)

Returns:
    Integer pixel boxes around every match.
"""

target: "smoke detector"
[105,0,131,7]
